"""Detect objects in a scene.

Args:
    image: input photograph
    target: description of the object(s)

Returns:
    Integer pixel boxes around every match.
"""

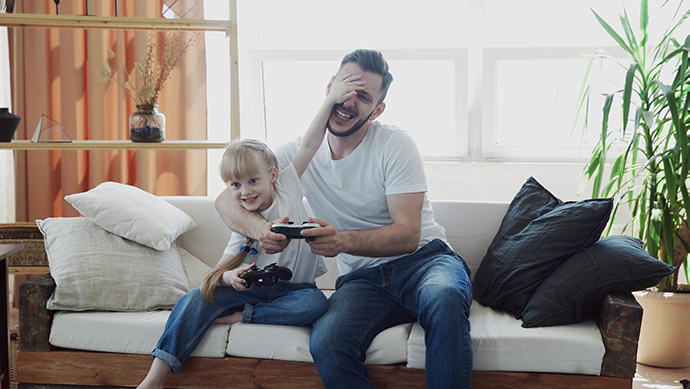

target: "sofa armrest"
[19,274,55,352]
[596,292,642,378]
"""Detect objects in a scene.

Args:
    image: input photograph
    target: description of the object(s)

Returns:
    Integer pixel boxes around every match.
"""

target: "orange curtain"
[9,0,208,222]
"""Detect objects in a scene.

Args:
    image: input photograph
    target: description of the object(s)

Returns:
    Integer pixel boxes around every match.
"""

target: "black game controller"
[239,263,293,288]
[271,221,320,241]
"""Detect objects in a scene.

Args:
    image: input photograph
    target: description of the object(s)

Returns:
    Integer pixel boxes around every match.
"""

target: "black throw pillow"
[521,235,676,328]
[473,176,613,318]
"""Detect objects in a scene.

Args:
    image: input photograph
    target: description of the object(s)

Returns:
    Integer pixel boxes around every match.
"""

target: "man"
[215,49,472,389]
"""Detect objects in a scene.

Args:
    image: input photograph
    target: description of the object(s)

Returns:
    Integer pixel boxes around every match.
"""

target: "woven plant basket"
[9,325,18,389]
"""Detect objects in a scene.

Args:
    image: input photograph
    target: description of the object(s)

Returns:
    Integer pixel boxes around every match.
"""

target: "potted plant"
[100,31,194,142]
[577,0,689,367]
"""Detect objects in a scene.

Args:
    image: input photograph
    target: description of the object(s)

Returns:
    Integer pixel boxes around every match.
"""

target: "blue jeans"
[309,239,473,389]
[153,281,328,372]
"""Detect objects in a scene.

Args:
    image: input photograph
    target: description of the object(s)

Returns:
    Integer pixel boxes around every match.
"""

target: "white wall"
[425,161,589,203]
[0,26,15,223]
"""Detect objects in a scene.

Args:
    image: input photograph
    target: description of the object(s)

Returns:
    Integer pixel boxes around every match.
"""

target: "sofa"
[5,194,644,389]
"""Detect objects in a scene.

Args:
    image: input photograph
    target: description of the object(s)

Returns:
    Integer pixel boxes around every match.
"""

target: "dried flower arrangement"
[100,31,195,105]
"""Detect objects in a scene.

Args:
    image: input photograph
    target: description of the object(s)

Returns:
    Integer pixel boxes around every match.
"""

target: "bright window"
[202,0,687,197]
[481,47,629,161]
[249,51,468,159]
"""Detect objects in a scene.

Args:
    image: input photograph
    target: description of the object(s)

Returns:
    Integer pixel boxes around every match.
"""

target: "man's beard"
[326,107,375,138]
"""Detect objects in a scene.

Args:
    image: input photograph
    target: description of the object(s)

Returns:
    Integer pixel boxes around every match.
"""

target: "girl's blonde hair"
[200,139,277,304]
[201,237,254,303]
[219,138,278,184]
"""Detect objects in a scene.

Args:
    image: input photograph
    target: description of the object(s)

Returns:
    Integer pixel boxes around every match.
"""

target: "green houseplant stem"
[579,0,689,292]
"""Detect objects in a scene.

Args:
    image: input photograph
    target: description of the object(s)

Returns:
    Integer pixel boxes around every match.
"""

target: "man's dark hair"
[340,49,393,103]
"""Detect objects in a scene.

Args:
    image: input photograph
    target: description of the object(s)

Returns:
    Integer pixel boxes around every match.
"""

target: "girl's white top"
[223,163,327,283]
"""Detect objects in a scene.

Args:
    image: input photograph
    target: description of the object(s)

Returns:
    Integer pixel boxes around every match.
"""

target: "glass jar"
[129,104,165,142]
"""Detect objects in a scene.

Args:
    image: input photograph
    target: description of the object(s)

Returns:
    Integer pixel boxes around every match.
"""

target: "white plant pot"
[633,290,690,368]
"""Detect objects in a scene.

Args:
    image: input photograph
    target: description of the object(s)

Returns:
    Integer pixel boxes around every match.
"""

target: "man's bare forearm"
[308,218,421,259]
[341,223,420,258]
[306,192,424,259]
[215,188,266,239]
[339,192,422,258]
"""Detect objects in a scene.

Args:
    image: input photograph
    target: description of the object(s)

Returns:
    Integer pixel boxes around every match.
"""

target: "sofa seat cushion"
[226,322,413,365]
[406,300,605,375]
[49,311,231,358]
[49,310,412,365]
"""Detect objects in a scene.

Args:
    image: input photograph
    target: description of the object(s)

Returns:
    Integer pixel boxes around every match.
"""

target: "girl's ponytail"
[200,238,255,304]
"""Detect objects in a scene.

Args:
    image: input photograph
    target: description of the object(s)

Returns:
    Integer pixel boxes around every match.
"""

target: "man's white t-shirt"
[274,121,449,275]
[223,163,328,284]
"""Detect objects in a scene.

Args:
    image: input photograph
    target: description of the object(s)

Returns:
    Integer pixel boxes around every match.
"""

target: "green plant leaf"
[661,206,676,288]
[620,10,639,55]
[630,106,641,172]
[622,63,637,133]
[640,0,648,47]
[605,202,620,236]
[662,157,678,203]
[681,183,690,234]
[648,214,660,257]
[639,188,648,242]
[652,10,689,62]
[592,93,615,198]
[607,154,624,196]
[571,57,595,139]
[641,110,654,131]
[679,36,689,123]
[655,81,687,174]
[585,148,601,179]
[591,8,634,57]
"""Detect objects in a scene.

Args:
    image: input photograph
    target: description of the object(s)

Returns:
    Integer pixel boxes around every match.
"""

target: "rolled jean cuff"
[152,347,183,373]
[242,302,253,323]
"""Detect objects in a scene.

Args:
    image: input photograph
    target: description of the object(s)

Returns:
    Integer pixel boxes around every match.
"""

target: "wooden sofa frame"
[4,223,642,389]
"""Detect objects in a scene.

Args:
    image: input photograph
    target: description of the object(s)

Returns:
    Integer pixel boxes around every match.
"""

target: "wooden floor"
[634,364,690,389]
[7,307,689,388]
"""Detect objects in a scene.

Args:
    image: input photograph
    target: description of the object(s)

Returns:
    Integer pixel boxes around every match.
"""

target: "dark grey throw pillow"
[473,176,613,318]
[520,235,676,328]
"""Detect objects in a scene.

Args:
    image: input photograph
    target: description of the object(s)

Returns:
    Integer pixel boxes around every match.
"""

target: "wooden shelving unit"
[0,140,228,150]
[0,13,231,33]
[0,1,240,142]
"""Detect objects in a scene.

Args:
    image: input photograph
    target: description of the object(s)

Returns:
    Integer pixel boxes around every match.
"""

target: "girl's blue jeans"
[309,239,473,389]
[152,281,328,372]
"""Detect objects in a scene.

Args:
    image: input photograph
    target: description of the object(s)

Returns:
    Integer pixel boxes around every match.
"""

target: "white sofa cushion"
[49,310,411,365]
[162,196,233,267]
[49,310,231,358]
[38,217,190,312]
[179,246,212,288]
[406,300,605,375]
[65,182,197,251]
[430,201,509,280]
[226,322,413,365]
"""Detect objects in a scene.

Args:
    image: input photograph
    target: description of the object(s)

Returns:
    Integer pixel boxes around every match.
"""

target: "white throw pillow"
[38,217,191,311]
[64,182,197,251]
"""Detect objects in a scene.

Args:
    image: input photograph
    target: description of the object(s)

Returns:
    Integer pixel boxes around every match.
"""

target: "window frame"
[239,48,470,160]
[479,46,629,162]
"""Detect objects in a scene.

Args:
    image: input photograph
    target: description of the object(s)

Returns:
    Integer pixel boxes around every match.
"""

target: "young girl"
[137,73,366,388]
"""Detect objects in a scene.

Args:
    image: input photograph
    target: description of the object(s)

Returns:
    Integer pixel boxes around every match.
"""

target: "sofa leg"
[18,274,55,352]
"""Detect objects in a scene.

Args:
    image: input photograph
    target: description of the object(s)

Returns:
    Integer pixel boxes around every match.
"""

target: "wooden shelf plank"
[0,13,231,33]
[0,140,228,150]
